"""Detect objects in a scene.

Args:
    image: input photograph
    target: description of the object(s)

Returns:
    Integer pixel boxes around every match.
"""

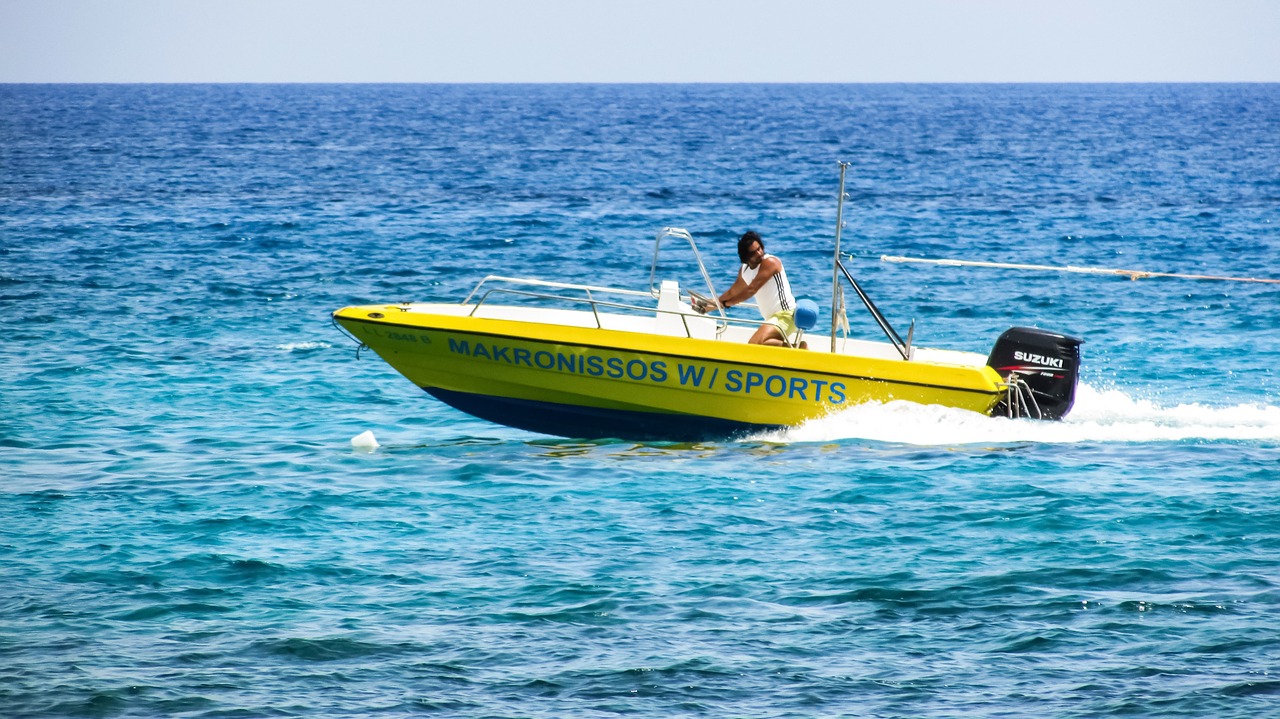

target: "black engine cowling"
[987,327,1084,420]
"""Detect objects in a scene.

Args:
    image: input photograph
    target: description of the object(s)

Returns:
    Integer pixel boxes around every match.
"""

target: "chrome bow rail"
[460,274,770,340]
[455,227,769,340]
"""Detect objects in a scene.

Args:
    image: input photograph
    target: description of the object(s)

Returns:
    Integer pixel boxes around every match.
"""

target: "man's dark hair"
[737,231,764,264]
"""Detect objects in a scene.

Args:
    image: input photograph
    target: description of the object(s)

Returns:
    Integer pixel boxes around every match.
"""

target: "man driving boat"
[692,231,806,348]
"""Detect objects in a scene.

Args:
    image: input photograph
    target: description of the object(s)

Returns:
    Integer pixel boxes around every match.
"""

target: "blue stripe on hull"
[424,387,779,442]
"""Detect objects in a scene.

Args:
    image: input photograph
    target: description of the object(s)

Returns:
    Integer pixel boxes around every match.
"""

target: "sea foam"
[763,384,1280,445]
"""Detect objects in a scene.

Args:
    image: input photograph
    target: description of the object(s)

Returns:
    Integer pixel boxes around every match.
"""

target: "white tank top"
[740,254,795,319]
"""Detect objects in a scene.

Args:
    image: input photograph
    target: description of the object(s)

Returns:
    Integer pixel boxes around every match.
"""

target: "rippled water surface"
[2,84,1279,717]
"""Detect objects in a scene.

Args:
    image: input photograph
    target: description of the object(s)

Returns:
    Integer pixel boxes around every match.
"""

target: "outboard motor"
[987,327,1084,420]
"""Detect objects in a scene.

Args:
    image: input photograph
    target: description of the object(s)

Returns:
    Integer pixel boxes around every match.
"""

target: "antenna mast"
[831,162,850,352]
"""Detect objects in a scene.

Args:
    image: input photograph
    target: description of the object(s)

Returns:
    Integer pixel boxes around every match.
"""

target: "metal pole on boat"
[832,162,850,352]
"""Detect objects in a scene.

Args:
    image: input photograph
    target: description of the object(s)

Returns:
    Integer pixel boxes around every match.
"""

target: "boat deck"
[387,300,990,370]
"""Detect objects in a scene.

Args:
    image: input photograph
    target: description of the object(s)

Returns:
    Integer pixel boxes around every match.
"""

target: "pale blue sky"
[3,0,1278,83]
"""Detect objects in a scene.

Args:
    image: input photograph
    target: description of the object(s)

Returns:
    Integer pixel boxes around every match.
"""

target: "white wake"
[759,384,1280,445]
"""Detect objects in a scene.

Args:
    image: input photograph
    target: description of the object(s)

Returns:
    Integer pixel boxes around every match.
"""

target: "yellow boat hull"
[333,304,1005,440]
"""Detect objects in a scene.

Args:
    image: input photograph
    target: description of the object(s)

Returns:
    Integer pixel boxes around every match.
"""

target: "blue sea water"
[2,83,1279,717]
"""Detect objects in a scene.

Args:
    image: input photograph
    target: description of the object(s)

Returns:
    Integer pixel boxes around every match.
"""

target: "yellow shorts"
[765,310,797,337]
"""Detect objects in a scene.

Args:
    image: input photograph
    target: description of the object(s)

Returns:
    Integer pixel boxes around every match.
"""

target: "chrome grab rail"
[462,275,651,305]
[648,227,720,305]
[648,227,768,337]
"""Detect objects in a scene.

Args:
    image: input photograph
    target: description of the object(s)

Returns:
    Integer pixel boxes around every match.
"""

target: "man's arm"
[695,269,743,313]
[718,257,781,308]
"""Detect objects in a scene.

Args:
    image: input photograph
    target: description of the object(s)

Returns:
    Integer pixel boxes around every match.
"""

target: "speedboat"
[333,167,1083,441]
